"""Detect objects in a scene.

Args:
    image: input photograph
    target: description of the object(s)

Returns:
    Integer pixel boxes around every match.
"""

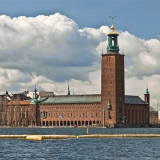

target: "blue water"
[0,128,160,159]
[0,127,160,135]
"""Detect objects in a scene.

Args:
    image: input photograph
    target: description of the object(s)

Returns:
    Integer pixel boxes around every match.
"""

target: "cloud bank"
[0,13,159,108]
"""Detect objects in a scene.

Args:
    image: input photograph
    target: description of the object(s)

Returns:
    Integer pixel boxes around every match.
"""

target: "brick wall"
[101,53,125,126]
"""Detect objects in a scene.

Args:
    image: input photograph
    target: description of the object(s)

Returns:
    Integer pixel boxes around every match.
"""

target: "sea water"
[0,128,160,159]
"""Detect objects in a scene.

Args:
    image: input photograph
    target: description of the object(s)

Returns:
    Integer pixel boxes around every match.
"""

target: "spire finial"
[109,16,117,25]
[109,16,117,34]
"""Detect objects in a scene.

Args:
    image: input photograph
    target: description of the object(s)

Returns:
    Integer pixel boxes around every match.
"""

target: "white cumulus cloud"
[0,13,159,109]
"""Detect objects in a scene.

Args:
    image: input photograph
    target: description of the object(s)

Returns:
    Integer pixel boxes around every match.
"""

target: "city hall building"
[0,23,150,127]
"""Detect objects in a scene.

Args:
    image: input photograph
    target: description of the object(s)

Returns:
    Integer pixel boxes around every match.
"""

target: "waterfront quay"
[0,134,160,140]
[0,127,160,140]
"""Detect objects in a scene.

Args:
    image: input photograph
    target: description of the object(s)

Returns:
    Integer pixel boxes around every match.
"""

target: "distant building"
[150,111,158,124]
[158,111,160,121]
[0,23,149,127]
[26,91,54,99]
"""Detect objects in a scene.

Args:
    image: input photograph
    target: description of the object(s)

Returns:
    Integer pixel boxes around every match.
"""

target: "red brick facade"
[101,53,125,126]
[124,104,149,124]
[38,102,102,127]
[0,24,150,127]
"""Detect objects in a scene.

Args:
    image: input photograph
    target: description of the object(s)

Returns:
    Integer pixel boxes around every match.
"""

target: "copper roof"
[40,94,101,104]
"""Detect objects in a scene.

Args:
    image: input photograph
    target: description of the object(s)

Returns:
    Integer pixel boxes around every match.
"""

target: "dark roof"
[125,95,145,104]
[0,93,31,101]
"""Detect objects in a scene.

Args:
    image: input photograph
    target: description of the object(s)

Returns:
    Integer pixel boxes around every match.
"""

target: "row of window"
[6,111,35,119]
[7,105,30,108]
[40,111,102,118]
[40,105,100,110]
[7,108,35,112]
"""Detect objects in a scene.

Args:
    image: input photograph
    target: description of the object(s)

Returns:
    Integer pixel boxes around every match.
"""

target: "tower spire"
[109,16,117,34]
[34,84,38,99]
[68,81,70,96]
[35,84,37,93]
[107,16,119,53]
[146,86,149,94]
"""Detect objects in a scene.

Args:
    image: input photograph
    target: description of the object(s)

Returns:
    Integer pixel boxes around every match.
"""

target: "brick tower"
[101,22,125,126]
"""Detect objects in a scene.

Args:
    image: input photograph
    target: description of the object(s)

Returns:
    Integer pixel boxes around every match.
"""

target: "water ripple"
[0,128,160,159]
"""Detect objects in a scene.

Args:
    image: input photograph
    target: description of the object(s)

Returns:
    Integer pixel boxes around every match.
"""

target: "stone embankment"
[0,134,160,140]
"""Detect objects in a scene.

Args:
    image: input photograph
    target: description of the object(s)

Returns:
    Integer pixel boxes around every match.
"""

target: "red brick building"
[0,23,150,127]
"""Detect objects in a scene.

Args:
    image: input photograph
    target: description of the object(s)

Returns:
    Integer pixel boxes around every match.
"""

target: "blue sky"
[0,0,159,40]
[0,0,159,108]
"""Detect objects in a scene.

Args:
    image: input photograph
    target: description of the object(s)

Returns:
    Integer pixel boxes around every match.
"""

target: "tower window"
[112,39,114,46]
[92,112,94,117]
